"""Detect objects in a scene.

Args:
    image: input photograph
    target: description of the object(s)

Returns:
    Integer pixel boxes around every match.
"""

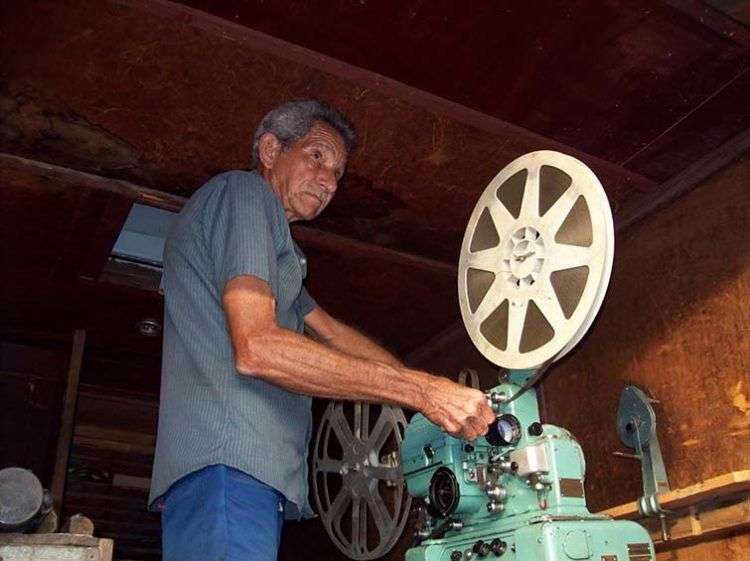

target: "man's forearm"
[234,325,426,409]
[316,320,402,368]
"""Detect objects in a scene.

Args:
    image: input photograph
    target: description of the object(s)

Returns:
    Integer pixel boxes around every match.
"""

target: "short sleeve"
[203,173,279,294]
[297,286,317,317]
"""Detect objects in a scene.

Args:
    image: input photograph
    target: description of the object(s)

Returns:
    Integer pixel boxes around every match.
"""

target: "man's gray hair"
[251,99,355,167]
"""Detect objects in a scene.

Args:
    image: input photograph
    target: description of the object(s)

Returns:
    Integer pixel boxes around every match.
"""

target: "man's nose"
[318,168,338,194]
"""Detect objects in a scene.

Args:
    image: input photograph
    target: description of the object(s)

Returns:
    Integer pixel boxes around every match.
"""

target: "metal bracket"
[458,368,481,389]
[614,385,671,540]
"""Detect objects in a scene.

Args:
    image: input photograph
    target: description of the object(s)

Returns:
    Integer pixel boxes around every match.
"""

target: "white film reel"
[458,151,614,370]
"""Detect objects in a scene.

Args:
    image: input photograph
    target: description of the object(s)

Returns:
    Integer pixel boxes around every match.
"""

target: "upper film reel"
[458,151,614,370]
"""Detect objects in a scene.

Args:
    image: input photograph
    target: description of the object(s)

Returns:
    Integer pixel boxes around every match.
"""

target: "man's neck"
[257,165,295,222]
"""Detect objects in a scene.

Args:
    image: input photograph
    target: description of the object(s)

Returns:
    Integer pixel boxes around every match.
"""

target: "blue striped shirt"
[150,170,316,519]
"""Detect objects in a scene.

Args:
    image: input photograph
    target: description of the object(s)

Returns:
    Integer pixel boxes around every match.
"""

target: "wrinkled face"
[259,123,348,222]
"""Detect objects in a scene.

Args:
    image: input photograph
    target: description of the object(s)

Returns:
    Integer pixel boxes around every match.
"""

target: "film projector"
[312,151,655,561]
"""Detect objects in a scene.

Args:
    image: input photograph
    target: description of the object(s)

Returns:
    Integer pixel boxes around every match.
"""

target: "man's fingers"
[443,416,483,440]
[482,407,496,425]
[465,389,495,422]
[442,419,461,438]
[451,414,485,441]
[469,415,489,439]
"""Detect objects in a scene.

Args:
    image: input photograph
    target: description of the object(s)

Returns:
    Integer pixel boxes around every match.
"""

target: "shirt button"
[300,257,307,266]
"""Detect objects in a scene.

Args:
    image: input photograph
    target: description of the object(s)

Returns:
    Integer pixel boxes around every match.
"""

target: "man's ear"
[258,132,283,169]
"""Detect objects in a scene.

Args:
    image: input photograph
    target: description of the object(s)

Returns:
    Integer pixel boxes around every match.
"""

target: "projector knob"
[473,540,491,557]
[490,538,507,556]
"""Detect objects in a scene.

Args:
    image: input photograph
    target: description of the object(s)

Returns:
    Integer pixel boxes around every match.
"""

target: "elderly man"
[150,99,495,561]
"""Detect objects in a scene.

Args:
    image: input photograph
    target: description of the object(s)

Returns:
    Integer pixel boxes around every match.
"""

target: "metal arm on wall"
[614,385,671,541]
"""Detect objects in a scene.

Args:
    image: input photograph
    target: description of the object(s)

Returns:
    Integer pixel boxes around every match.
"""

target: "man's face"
[261,123,348,222]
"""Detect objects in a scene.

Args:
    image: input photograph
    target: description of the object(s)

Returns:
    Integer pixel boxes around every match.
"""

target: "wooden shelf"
[601,470,750,520]
[600,470,750,550]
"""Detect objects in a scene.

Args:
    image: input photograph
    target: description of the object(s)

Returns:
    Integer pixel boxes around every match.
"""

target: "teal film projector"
[401,151,653,561]
[311,151,654,561]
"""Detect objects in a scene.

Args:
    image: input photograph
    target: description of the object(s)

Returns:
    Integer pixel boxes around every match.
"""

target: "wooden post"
[51,329,86,513]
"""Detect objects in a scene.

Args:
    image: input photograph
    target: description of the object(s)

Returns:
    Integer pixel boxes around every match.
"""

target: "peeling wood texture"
[0,0,673,263]
[177,0,750,180]
[541,155,750,513]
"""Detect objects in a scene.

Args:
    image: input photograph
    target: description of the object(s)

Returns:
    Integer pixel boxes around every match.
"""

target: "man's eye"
[312,150,322,161]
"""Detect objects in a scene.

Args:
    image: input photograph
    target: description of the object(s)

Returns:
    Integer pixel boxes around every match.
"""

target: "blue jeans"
[161,465,286,561]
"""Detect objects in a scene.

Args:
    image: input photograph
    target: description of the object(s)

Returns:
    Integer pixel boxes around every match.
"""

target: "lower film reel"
[312,402,411,560]
[458,151,614,370]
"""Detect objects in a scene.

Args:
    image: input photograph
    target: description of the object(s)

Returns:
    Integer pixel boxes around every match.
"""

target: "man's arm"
[304,306,402,368]
[223,275,495,440]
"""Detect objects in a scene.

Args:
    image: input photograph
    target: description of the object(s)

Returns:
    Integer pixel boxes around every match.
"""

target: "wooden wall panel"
[65,386,160,561]
[656,533,750,561]
[541,154,750,513]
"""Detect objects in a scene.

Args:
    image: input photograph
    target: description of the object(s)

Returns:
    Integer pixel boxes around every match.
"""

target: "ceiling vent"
[103,204,178,291]
[112,203,177,267]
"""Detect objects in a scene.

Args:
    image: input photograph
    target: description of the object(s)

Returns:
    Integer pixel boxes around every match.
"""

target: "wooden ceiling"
[1,0,748,387]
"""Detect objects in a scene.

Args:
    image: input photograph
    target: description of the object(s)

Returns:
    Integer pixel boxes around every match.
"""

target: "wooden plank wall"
[65,387,160,560]
[539,154,750,556]
[0,341,67,483]
[0,339,161,560]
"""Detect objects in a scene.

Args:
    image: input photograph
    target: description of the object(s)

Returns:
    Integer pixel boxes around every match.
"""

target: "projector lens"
[486,414,522,446]
[428,468,460,517]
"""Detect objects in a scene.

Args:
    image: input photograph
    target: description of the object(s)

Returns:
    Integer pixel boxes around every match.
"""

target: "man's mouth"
[305,192,325,205]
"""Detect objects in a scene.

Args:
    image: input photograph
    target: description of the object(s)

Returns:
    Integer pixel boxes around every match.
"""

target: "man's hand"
[418,376,496,441]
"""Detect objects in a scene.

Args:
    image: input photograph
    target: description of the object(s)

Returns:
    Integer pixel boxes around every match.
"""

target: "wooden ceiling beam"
[0,153,455,275]
[661,0,750,47]
[0,153,184,212]
[293,226,455,275]
[117,0,655,191]
[615,126,750,232]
